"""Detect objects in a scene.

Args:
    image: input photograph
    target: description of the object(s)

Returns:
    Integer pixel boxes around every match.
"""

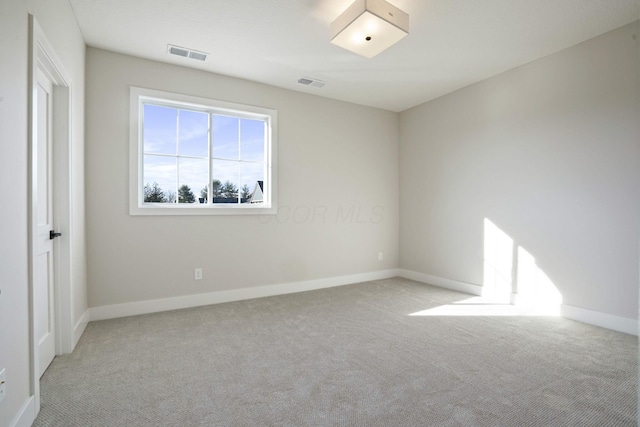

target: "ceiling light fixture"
[330,0,409,59]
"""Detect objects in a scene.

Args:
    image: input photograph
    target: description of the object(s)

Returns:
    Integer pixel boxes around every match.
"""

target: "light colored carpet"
[34,278,637,426]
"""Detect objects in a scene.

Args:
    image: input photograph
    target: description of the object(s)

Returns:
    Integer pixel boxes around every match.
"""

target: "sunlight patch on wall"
[483,218,513,303]
[409,218,562,317]
[515,246,562,314]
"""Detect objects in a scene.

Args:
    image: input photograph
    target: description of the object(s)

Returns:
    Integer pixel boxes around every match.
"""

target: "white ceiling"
[68,0,639,112]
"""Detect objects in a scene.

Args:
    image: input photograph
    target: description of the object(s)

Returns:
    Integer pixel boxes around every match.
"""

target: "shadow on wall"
[411,218,562,317]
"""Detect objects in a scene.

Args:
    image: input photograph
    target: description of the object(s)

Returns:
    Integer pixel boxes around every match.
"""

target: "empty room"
[1,0,639,426]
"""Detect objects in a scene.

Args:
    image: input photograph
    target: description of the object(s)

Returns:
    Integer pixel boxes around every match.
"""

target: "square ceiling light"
[330,0,409,59]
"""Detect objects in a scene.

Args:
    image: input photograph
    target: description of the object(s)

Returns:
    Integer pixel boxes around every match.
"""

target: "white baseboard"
[398,269,637,336]
[398,269,482,296]
[88,268,638,336]
[561,304,638,336]
[73,309,90,348]
[90,269,399,321]
[10,396,35,427]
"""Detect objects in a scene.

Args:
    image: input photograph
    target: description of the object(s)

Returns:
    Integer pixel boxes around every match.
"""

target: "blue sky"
[143,104,265,199]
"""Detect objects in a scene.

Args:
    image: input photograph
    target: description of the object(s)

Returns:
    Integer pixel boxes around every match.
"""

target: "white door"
[34,67,56,377]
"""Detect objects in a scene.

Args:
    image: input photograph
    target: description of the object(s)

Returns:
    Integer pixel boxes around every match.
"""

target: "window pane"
[178,158,208,203]
[212,115,239,160]
[143,104,177,155]
[211,159,239,203]
[179,109,208,158]
[240,119,264,162]
[239,162,264,203]
[143,155,177,203]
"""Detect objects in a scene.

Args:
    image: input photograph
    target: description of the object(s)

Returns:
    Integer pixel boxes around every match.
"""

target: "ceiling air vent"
[167,44,208,62]
[188,51,208,61]
[298,77,326,88]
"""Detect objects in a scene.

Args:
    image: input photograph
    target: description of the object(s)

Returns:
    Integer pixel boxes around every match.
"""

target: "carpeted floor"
[34,278,637,426]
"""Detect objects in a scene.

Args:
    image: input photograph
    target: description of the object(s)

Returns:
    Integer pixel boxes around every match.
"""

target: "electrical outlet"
[0,368,6,404]
[378,252,383,261]
[194,268,203,280]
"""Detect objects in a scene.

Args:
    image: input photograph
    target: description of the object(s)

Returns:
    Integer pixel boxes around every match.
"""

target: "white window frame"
[129,87,277,215]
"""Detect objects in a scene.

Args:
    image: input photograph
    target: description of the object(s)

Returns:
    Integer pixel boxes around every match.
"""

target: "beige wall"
[0,0,86,426]
[400,22,640,319]
[85,48,399,308]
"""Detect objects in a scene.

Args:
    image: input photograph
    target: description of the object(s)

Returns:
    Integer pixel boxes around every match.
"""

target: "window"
[130,87,276,215]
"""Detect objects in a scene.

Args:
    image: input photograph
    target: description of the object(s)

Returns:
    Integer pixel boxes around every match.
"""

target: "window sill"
[129,204,277,216]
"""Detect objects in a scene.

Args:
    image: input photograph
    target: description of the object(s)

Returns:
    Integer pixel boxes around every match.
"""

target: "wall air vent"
[167,45,208,62]
[297,77,326,88]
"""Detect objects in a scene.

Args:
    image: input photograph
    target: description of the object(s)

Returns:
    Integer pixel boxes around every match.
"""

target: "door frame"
[28,14,74,414]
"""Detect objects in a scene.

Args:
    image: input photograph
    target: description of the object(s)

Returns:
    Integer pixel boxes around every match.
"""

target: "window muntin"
[130,87,276,215]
